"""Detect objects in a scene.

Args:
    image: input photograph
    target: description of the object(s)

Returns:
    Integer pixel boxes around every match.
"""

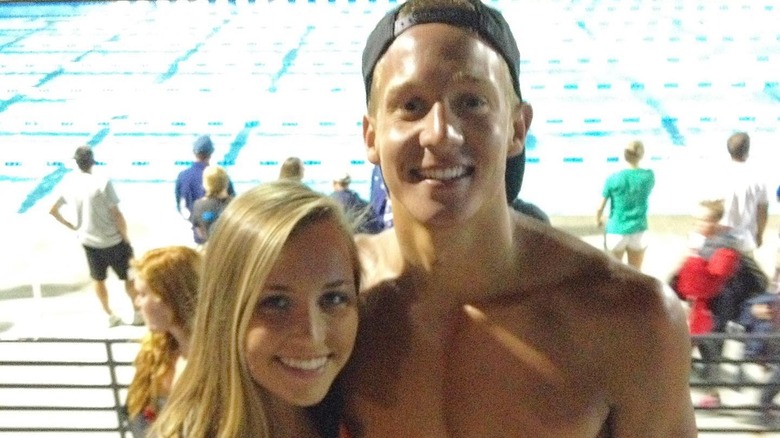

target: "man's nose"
[419,102,463,149]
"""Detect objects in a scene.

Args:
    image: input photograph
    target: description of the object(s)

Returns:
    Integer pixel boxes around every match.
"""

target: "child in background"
[190,165,232,246]
[150,180,360,438]
[676,199,742,335]
[675,199,741,408]
[126,246,201,437]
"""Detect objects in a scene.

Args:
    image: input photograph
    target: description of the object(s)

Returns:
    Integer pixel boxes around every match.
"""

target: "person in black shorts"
[50,146,139,327]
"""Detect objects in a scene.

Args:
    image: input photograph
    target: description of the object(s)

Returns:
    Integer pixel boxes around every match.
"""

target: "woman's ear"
[363,114,380,165]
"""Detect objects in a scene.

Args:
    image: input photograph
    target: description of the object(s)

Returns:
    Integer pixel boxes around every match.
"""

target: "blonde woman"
[278,156,304,181]
[150,180,360,438]
[191,165,232,245]
[596,140,656,270]
[126,246,201,437]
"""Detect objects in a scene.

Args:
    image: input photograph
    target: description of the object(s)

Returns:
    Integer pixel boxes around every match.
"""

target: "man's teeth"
[418,166,468,181]
[279,357,328,370]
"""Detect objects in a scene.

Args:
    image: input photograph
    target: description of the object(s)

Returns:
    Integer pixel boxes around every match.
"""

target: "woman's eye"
[258,295,291,311]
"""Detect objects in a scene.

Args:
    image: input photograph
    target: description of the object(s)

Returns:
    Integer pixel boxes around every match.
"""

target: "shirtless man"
[340,0,697,436]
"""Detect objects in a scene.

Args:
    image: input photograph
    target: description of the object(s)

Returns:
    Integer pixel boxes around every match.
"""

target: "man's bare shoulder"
[355,229,400,289]
[504,216,684,330]
[510,215,614,291]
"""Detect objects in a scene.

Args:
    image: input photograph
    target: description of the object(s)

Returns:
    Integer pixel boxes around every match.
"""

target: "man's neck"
[392,206,519,302]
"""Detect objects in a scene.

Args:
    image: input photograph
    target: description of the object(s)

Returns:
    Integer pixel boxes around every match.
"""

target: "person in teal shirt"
[596,140,655,270]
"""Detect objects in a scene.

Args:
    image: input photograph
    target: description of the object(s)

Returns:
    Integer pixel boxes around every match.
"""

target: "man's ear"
[363,114,380,165]
[508,102,534,157]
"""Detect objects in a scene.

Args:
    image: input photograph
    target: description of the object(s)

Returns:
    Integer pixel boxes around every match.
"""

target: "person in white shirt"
[720,132,768,253]
[49,145,138,327]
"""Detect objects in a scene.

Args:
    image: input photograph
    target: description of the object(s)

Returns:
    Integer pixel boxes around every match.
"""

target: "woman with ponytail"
[126,246,201,437]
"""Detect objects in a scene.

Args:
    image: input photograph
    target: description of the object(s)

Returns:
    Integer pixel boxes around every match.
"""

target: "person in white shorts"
[596,140,655,270]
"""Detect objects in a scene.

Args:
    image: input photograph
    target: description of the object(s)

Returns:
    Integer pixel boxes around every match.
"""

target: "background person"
[49,145,138,327]
[190,165,232,246]
[278,156,305,181]
[150,181,360,438]
[174,134,236,224]
[330,172,382,234]
[596,139,655,271]
[368,164,393,231]
[673,199,741,407]
[718,132,768,254]
[126,246,201,437]
[738,293,780,426]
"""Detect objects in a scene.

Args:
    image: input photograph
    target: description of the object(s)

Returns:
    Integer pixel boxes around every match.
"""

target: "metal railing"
[691,331,780,435]
[3,334,780,435]
[0,338,139,437]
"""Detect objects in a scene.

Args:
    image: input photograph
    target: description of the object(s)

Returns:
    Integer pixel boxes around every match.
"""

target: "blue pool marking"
[0,95,24,114]
[221,127,254,167]
[766,82,780,102]
[268,25,314,93]
[157,18,232,83]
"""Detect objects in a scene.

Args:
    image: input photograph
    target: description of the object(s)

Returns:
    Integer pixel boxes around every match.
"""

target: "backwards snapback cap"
[361,0,526,202]
[361,0,522,104]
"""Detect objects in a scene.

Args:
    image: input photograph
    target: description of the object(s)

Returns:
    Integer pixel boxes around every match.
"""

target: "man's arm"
[609,280,698,437]
[110,205,129,242]
[49,198,76,231]
[174,174,184,213]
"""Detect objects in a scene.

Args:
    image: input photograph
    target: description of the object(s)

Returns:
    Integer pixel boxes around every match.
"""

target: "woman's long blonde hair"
[126,246,201,419]
[150,180,361,438]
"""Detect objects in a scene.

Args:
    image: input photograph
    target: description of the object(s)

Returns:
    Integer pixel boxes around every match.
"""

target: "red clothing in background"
[676,247,741,334]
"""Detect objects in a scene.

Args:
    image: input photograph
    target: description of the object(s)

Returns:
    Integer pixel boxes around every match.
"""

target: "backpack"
[710,254,769,332]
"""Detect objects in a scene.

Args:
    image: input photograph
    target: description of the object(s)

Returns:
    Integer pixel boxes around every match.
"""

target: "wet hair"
[727,132,750,161]
[126,246,202,421]
[279,156,304,181]
[150,180,361,438]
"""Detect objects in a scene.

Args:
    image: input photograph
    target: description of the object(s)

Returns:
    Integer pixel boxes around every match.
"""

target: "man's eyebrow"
[451,70,489,84]
[384,78,427,96]
[384,72,489,97]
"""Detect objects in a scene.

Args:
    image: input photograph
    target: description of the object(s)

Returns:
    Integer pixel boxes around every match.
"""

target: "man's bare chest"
[344,302,611,438]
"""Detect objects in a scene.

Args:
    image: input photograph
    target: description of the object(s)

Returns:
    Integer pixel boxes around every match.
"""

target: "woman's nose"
[294,306,326,343]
